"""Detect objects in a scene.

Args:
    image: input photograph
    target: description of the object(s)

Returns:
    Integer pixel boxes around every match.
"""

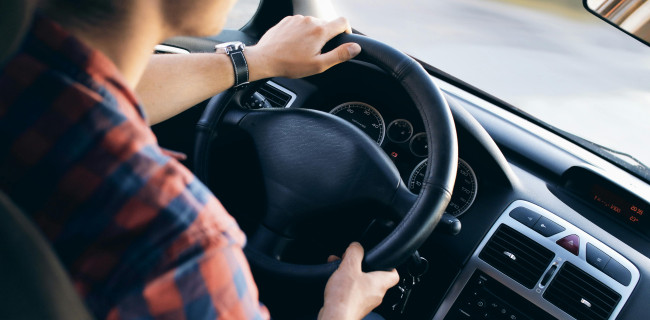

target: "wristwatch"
[215,41,249,88]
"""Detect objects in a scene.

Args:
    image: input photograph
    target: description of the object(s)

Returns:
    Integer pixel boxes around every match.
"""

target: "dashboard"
[152,41,650,320]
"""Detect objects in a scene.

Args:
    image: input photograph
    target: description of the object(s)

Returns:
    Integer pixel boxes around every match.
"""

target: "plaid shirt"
[0,15,269,320]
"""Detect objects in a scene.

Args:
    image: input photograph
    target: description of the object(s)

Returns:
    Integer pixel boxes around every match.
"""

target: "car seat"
[0,191,94,319]
[0,0,36,65]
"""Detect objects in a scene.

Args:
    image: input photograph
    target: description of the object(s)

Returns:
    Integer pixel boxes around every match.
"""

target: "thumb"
[319,43,361,69]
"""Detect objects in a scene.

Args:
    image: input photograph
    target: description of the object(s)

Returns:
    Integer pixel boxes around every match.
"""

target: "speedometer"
[330,102,385,145]
[408,158,478,217]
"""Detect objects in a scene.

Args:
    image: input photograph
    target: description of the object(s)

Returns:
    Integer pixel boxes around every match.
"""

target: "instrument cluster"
[329,101,478,217]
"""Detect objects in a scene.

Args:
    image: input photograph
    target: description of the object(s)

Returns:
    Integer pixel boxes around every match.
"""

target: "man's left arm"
[136,16,361,125]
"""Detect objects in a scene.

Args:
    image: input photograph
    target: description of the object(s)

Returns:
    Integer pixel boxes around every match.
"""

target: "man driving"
[0,0,399,319]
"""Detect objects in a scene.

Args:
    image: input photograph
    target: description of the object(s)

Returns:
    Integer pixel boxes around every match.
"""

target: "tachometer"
[330,102,385,145]
[408,158,478,217]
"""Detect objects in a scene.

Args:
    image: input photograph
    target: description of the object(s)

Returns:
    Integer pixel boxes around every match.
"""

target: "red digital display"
[590,184,647,229]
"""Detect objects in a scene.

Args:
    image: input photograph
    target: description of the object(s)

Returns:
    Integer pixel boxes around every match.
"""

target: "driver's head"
[40,0,239,39]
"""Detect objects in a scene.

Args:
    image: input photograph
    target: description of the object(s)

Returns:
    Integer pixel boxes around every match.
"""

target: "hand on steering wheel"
[319,242,400,320]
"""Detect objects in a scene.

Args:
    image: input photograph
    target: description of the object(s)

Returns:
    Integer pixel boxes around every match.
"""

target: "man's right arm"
[136,16,362,126]
[319,243,400,320]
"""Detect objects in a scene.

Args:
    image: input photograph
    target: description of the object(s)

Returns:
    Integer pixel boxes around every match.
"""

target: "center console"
[433,200,639,320]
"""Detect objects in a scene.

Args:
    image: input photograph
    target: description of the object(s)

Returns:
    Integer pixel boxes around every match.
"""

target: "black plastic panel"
[444,270,557,320]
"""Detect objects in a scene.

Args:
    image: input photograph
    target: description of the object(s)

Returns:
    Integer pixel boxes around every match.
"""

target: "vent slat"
[258,88,288,102]
[257,83,292,108]
[551,299,603,320]
[479,224,554,289]
[493,239,546,268]
[478,247,545,276]
[544,262,621,320]
[560,273,619,308]
[493,232,553,265]
[479,258,539,285]
[548,283,612,314]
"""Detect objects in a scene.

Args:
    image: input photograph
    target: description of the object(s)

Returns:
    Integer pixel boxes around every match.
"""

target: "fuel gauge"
[387,119,413,143]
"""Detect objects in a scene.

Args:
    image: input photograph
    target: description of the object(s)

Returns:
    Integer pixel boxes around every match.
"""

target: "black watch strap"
[229,50,249,88]
[215,42,249,88]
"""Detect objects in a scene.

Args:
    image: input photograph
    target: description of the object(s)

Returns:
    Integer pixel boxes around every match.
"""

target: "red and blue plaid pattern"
[0,15,269,320]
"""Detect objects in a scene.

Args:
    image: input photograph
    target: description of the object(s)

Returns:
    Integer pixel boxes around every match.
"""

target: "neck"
[46,4,168,88]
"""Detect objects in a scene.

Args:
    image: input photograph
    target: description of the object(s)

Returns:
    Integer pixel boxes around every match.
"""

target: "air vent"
[479,224,555,288]
[256,82,295,108]
[544,262,621,320]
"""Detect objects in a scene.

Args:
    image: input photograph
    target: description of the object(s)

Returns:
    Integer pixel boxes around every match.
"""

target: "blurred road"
[228,0,650,167]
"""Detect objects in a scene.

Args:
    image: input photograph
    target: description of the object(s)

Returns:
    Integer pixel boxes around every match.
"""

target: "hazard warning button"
[557,234,580,255]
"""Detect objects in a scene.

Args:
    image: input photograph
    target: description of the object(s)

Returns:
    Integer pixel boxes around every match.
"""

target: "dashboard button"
[556,234,580,255]
[533,217,566,237]
[509,207,541,228]
[603,258,632,286]
[586,243,611,271]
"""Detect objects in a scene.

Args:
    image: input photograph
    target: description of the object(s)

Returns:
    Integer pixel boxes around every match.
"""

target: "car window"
[225,0,260,30]
[332,0,650,170]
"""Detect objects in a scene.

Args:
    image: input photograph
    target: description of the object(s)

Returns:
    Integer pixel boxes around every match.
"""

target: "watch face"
[215,41,245,54]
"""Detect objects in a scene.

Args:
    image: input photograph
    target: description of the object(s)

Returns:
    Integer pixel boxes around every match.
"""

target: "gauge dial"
[387,119,413,143]
[408,158,478,217]
[330,102,385,145]
[409,132,428,157]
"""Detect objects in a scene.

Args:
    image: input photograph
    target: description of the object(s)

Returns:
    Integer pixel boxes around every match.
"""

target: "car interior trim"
[265,81,297,108]
[432,200,640,320]
[153,44,190,54]
[435,78,650,203]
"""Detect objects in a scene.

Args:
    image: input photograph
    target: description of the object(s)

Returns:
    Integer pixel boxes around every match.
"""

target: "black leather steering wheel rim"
[195,33,458,280]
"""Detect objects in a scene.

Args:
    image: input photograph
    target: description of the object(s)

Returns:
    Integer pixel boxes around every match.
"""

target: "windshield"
[331,0,650,172]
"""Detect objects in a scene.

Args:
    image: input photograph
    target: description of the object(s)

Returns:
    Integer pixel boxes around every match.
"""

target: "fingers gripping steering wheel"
[194,33,458,280]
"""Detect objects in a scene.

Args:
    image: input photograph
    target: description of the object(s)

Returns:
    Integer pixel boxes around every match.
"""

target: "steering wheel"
[194,33,457,280]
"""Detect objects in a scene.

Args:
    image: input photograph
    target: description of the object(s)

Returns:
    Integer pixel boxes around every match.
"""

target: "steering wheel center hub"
[232,108,402,235]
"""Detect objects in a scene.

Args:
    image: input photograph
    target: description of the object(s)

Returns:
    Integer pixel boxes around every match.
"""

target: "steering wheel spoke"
[220,105,252,127]
[390,182,419,219]
[247,224,293,260]
[225,107,403,237]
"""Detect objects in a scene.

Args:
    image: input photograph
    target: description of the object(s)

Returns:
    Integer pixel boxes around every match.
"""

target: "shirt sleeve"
[104,171,270,320]
[0,18,269,320]
[90,120,269,320]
